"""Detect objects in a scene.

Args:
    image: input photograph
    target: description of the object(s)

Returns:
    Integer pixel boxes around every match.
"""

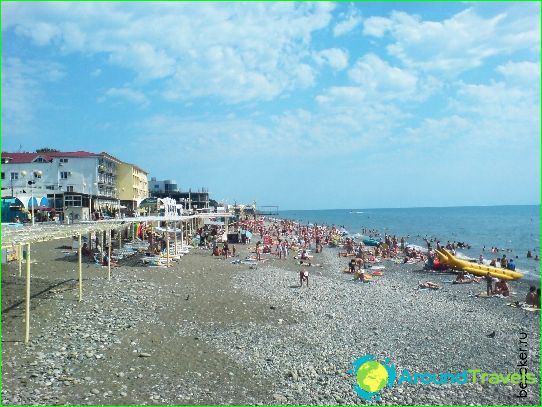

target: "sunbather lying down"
[419,281,440,289]
[298,260,322,267]
[453,272,482,284]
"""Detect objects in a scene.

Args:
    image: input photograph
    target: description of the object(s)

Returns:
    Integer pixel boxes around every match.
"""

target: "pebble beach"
[1,230,540,406]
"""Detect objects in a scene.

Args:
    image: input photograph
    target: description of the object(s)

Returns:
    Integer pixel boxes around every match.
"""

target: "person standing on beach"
[500,254,508,269]
[223,241,229,259]
[256,241,261,261]
[485,273,493,296]
[299,269,309,287]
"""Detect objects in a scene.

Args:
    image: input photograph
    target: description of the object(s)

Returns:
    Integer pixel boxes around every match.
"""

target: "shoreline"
[1,220,540,405]
[271,214,541,284]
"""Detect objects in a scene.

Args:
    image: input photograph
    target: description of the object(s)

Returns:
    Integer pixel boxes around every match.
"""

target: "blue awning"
[28,197,39,208]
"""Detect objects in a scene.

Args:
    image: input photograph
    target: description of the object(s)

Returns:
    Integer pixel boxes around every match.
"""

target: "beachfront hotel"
[117,162,149,214]
[1,151,123,221]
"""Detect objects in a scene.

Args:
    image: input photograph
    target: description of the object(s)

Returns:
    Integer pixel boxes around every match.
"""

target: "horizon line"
[277,203,541,211]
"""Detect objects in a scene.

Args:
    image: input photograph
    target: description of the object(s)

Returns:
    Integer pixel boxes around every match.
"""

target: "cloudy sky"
[2,1,540,209]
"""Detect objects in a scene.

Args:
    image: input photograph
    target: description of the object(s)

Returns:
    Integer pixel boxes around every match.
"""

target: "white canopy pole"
[78,234,82,302]
[108,229,112,281]
[24,243,31,344]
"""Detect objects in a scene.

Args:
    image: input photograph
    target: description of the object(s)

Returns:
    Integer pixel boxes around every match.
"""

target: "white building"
[1,151,121,216]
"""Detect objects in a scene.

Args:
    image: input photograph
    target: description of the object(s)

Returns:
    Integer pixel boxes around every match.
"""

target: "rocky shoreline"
[2,237,540,405]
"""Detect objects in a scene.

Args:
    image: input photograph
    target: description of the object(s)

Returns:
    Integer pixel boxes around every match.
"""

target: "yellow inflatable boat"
[435,249,523,281]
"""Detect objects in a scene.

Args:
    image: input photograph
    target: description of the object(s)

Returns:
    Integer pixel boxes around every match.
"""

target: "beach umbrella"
[28,197,38,209]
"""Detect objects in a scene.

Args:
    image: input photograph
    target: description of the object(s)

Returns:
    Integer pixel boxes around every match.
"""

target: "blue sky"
[2,1,540,210]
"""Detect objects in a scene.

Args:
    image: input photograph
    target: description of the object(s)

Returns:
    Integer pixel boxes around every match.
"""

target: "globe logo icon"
[356,360,389,393]
[349,355,396,401]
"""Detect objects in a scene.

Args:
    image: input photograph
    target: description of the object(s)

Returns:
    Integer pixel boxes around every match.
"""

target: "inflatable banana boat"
[435,248,523,281]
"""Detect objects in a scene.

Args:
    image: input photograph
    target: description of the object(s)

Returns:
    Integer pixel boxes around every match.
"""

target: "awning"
[27,197,39,209]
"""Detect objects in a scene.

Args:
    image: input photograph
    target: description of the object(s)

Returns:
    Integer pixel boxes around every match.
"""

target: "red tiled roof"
[2,151,100,164]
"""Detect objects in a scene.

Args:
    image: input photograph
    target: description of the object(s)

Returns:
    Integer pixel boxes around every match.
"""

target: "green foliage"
[36,148,59,153]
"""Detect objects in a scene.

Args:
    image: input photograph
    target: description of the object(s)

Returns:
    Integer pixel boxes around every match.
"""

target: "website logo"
[349,355,396,400]
[350,354,538,401]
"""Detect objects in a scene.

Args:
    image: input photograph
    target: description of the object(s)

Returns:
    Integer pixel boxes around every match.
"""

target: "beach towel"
[473,292,491,298]
[507,303,540,312]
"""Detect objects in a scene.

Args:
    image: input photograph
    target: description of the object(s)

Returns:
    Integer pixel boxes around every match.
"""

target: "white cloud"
[406,78,540,152]
[313,48,349,71]
[362,16,392,37]
[1,58,64,138]
[496,61,540,84]
[105,86,149,106]
[333,7,362,37]
[315,86,365,105]
[453,80,539,130]
[348,53,420,100]
[3,2,335,103]
[363,7,540,76]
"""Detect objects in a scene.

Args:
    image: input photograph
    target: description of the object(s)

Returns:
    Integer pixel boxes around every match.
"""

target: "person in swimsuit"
[349,258,356,273]
[485,272,494,296]
[223,241,229,259]
[526,286,537,306]
[256,241,261,261]
[494,279,510,297]
[299,269,309,287]
[418,281,440,289]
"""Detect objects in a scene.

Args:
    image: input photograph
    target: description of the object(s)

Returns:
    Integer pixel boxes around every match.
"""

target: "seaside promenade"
[1,217,540,405]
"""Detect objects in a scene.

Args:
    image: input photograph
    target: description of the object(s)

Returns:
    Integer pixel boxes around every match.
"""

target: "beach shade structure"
[39,196,49,206]
[27,197,39,209]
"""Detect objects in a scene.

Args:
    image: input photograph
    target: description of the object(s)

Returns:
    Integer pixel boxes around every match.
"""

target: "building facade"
[117,162,149,213]
[148,177,179,194]
[150,188,210,212]
[1,151,121,217]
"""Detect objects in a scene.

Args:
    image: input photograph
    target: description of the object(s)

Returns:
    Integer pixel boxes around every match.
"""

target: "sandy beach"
[1,231,540,406]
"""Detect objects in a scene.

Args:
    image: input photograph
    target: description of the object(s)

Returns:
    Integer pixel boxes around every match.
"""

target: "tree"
[36,148,59,153]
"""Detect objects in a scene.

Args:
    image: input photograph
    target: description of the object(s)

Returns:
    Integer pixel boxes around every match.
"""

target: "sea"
[278,205,540,279]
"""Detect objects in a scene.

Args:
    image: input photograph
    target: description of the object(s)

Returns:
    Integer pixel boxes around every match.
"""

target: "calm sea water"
[278,205,540,277]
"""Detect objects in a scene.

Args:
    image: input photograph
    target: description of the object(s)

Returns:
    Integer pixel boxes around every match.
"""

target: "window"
[34,157,47,163]
[154,184,159,189]
[64,194,82,207]
[59,158,69,163]
[66,185,74,192]
[46,185,55,190]
[10,172,18,180]
[60,171,69,179]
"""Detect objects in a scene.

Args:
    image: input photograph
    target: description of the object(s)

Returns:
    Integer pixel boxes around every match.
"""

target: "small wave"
[406,244,427,253]
[455,251,477,262]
